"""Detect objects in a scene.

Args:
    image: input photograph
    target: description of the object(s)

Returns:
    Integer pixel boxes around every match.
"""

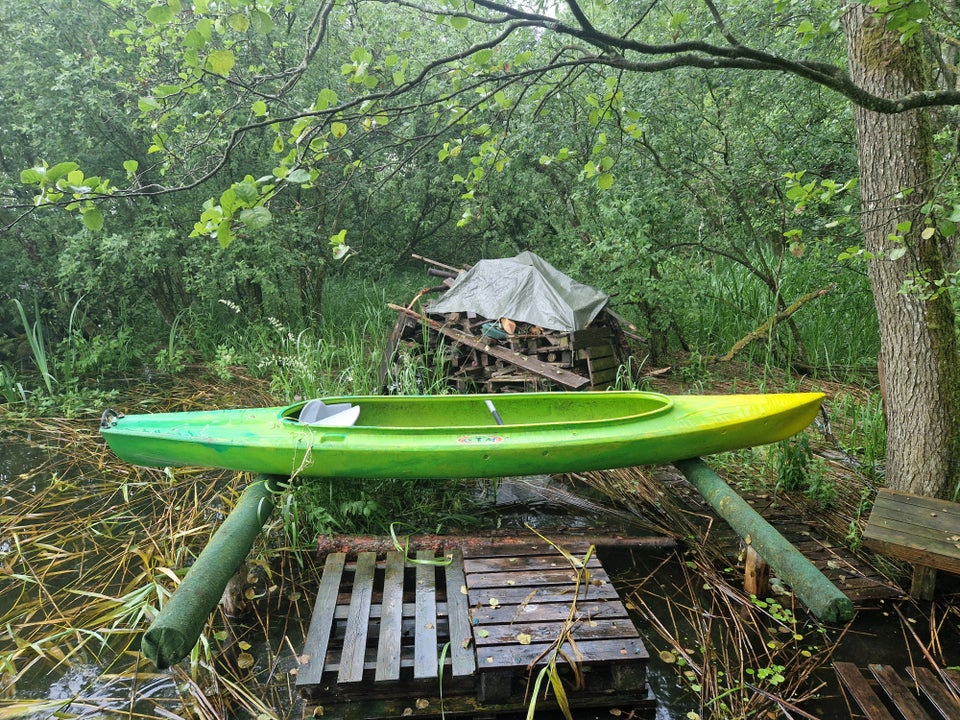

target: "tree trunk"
[844,5,960,499]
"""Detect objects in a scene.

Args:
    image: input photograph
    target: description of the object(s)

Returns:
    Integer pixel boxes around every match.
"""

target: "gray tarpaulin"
[427,252,608,332]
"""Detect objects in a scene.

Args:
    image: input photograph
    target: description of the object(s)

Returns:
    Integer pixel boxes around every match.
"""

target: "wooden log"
[675,458,854,623]
[315,533,676,557]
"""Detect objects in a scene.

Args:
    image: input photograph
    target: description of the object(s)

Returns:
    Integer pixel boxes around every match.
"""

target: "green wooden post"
[142,475,281,668]
[675,458,854,623]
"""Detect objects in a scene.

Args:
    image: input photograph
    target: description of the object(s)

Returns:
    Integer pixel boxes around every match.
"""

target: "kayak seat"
[299,400,361,427]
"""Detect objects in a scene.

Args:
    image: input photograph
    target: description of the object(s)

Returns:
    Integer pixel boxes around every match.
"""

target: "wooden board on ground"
[835,661,960,720]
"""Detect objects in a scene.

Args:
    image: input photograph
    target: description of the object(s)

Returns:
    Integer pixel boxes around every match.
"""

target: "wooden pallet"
[463,542,649,704]
[298,543,654,718]
[835,661,960,719]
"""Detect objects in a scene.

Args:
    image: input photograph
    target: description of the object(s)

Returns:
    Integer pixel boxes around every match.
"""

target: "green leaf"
[450,15,469,29]
[285,168,311,184]
[20,167,46,185]
[350,47,373,64]
[220,187,237,214]
[205,49,235,77]
[472,48,494,66]
[331,122,348,139]
[216,220,235,248]
[252,100,268,117]
[228,13,250,32]
[597,172,614,190]
[239,206,272,230]
[123,160,140,174]
[146,5,175,25]
[184,29,207,49]
[138,96,162,112]
[82,205,105,231]
[315,88,338,110]
[250,10,275,34]
[233,179,258,204]
[154,84,182,98]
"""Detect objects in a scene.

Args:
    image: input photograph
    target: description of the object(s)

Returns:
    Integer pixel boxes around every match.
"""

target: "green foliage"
[773,433,835,508]
[280,476,488,543]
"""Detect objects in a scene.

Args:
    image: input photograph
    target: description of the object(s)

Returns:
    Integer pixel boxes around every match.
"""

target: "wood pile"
[380,256,635,393]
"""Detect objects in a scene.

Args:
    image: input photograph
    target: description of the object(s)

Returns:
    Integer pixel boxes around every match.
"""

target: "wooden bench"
[862,488,960,600]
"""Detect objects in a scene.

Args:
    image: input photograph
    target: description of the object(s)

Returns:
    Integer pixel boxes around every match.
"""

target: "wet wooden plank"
[414,550,438,679]
[462,541,593,559]
[907,666,960,719]
[466,565,612,589]
[296,552,346,688]
[467,580,619,606]
[444,548,476,677]
[473,618,639,646]
[834,662,897,720]
[469,599,629,625]
[338,552,377,683]
[463,553,602,574]
[302,685,656,720]
[476,637,648,670]
[945,668,960,694]
[869,664,932,720]
[374,551,405,682]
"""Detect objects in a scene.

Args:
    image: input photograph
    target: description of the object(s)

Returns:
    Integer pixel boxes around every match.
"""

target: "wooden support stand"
[744,545,770,598]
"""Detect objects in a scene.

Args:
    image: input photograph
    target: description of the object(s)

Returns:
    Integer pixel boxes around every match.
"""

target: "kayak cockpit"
[297,400,361,427]
[279,392,673,430]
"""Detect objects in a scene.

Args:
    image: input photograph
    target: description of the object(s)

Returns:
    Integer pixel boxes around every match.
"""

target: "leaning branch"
[712,285,835,363]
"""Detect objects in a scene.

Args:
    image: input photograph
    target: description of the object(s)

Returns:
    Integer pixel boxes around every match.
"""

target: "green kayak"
[99,391,823,479]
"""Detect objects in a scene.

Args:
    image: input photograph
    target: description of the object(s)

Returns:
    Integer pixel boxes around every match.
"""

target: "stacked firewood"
[380,257,634,394]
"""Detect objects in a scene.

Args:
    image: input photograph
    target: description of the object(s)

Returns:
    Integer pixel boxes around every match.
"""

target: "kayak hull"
[99,391,823,479]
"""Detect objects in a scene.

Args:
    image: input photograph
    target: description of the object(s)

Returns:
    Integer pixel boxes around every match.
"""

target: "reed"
[12,298,56,396]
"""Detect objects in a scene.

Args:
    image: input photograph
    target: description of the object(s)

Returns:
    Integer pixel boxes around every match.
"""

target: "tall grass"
[678,254,878,382]
[13,298,56,395]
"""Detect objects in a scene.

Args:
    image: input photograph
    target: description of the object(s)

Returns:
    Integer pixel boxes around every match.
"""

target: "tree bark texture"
[844,4,960,499]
